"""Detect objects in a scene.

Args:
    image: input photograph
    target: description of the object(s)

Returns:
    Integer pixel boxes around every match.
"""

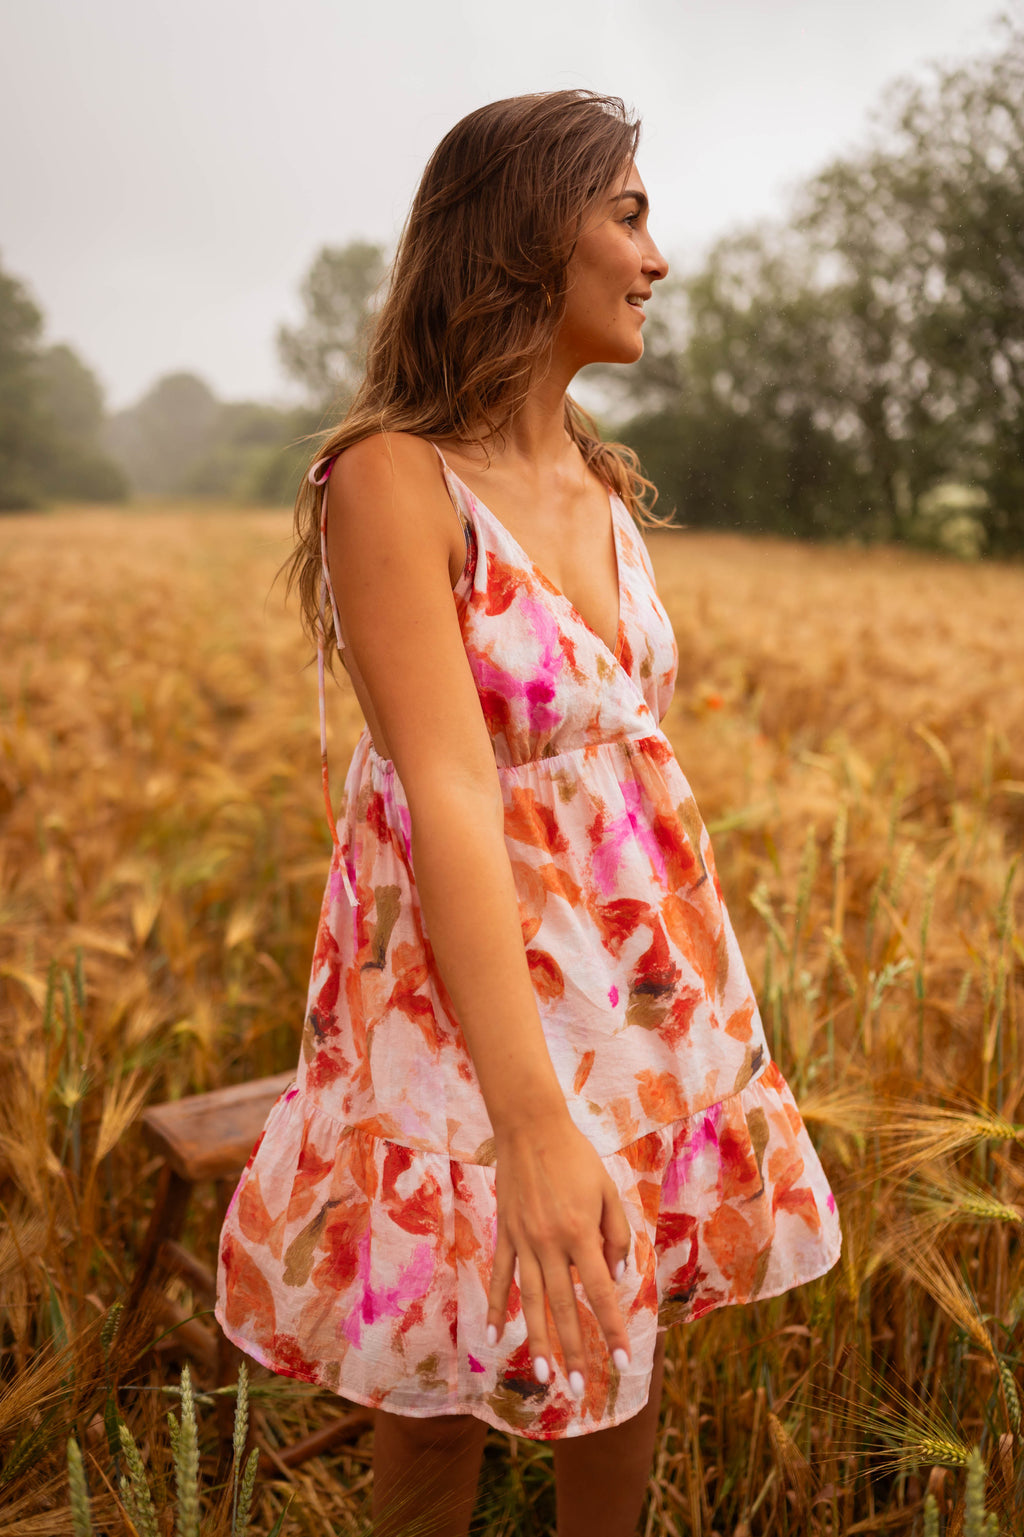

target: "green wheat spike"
[67,1437,93,1537]
[954,969,972,1012]
[889,843,913,908]
[824,925,857,996]
[117,1422,159,1537]
[233,1360,250,1457]
[923,1492,940,1537]
[995,854,1019,943]
[750,881,788,953]
[231,1361,250,1535]
[119,1477,141,1535]
[175,1364,200,1537]
[963,1446,993,1537]
[789,824,818,990]
[999,1360,1021,1433]
[100,1300,123,1362]
[234,1446,260,1537]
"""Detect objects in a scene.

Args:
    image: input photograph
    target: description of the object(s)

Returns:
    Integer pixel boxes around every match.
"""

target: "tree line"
[0,265,128,509]
[0,241,387,513]
[1,14,1021,556]
[615,11,1024,558]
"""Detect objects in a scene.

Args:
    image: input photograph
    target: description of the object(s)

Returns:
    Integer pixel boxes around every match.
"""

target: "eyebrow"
[613,189,648,212]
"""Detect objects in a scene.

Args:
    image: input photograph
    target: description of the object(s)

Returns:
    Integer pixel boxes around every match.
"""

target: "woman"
[216,90,841,1537]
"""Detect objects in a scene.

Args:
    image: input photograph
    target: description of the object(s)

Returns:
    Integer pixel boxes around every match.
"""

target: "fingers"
[601,1180,632,1284]
[486,1148,635,1390]
[517,1233,632,1393]
[490,1228,621,1396]
[518,1248,563,1389]
[572,1241,631,1373]
[485,1220,516,1345]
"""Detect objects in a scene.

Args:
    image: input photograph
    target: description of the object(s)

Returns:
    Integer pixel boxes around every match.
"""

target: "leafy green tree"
[106,372,220,494]
[0,257,125,507]
[232,404,323,505]
[793,13,1024,552]
[36,343,105,440]
[277,240,388,405]
[0,255,47,509]
[183,399,320,504]
[620,234,864,537]
[616,13,1024,553]
[36,343,128,501]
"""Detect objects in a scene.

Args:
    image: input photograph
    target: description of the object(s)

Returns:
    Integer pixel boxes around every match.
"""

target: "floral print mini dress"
[216,445,841,1439]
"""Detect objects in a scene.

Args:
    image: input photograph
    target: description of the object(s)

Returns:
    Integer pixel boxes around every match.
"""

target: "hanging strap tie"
[308,455,357,909]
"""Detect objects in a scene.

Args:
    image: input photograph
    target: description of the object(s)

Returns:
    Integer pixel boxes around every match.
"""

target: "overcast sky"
[1,0,1009,409]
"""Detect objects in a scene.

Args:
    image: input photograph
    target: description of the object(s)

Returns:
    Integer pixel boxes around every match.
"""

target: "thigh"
[552,1333,667,1537]
[373,1410,488,1537]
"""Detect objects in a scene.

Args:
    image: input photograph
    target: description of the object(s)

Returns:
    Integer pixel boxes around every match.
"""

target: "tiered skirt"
[216,1058,840,1439]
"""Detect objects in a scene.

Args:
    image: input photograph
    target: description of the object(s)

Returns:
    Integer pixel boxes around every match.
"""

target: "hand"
[486,1112,632,1397]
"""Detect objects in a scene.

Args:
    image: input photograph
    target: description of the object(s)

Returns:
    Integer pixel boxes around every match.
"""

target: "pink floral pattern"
[216,456,841,1438]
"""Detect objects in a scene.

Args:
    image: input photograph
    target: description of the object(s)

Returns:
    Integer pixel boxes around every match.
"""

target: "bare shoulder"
[324,429,466,620]
[321,431,486,784]
[329,432,446,517]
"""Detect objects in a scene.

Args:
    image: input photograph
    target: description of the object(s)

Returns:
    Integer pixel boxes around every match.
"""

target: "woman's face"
[556,163,668,371]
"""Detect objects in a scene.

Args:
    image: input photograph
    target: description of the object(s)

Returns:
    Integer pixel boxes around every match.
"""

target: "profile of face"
[555,163,669,373]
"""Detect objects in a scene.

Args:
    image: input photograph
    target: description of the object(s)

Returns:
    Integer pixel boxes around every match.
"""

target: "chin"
[614,338,645,366]
[570,336,644,371]
[592,336,645,368]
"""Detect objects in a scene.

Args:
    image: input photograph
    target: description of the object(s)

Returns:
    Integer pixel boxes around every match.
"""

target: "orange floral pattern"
[216,457,841,1438]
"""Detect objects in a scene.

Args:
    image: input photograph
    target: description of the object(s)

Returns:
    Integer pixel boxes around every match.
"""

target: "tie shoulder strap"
[308,455,356,906]
[310,456,345,657]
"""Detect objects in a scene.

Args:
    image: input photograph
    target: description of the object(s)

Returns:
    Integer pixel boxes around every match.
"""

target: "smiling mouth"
[626,295,647,311]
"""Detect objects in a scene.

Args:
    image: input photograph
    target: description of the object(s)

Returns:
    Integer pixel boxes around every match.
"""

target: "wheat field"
[0,506,1021,1535]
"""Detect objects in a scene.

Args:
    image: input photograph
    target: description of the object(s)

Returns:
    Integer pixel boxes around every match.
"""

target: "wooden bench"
[126,1071,371,1466]
[125,1070,295,1343]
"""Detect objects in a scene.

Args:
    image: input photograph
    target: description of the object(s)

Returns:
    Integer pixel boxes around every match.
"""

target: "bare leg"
[372,1409,488,1537]
[552,1333,667,1537]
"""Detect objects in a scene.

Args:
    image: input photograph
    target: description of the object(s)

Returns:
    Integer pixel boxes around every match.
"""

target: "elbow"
[404,767,506,846]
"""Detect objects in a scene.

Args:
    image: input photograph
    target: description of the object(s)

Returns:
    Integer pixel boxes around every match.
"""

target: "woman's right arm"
[325,433,632,1389]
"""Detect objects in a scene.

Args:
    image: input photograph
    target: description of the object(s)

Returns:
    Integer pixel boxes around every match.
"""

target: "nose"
[642,235,669,283]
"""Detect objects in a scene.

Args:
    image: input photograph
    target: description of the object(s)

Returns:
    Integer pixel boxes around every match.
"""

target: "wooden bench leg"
[123,1165,194,1337]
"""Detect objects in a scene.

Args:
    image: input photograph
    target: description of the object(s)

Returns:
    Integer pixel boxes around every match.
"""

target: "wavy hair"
[288,89,660,662]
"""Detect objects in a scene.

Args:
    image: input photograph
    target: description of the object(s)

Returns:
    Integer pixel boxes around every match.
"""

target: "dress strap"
[307,455,356,906]
[427,442,474,565]
[309,456,345,656]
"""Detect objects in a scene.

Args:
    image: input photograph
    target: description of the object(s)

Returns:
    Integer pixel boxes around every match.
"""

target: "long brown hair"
[288,89,659,662]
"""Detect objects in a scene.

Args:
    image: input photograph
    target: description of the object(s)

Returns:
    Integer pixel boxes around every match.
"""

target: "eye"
[623,211,640,229]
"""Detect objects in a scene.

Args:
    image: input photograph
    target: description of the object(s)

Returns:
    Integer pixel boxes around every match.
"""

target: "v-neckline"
[440,461,626,665]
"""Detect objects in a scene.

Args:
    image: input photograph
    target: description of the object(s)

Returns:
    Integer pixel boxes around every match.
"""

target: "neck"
[461,350,582,473]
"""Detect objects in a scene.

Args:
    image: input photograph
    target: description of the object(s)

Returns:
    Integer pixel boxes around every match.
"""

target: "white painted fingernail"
[569,1370,585,1399]
[486,1324,497,1347]
[533,1355,550,1384]
[614,1258,626,1281]
[613,1348,630,1372]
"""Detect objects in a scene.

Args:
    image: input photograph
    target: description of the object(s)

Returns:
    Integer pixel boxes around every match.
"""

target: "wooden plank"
[275,1409,373,1468]
[159,1238,216,1300]
[141,1070,295,1181]
[152,1294,219,1374]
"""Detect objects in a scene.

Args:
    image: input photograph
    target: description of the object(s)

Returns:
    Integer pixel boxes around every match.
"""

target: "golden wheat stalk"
[815,1355,974,1476]
[876,1100,1024,1177]
[904,1165,1024,1230]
